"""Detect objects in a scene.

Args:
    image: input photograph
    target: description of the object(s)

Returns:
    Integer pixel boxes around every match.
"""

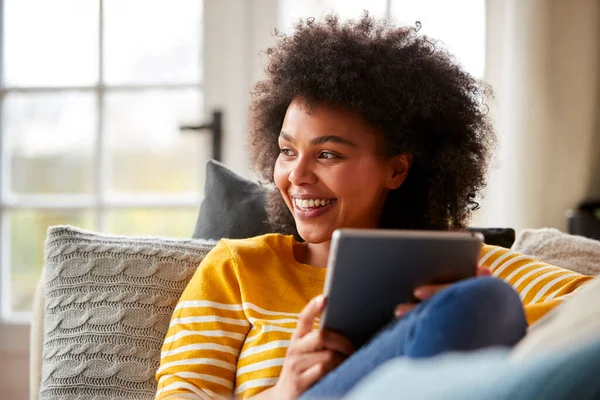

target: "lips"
[290,195,336,219]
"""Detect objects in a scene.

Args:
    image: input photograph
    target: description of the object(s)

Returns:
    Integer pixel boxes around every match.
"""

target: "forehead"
[281,99,378,141]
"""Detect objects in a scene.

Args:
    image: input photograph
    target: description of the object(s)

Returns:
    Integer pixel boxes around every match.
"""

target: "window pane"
[9,209,95,312]
[3,92,96,194]
[103,0,203,84]
[3,0,98,86]
[105,89,208,194]
[106,208,198,238]
[390,0,485,77]
[278,0,387,32]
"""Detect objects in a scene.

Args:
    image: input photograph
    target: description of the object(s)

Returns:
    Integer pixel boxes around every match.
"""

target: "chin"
[296,224,334,244]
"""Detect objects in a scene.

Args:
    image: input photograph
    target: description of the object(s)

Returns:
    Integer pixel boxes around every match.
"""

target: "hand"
[394,267,492,318]
[272,295,355,400]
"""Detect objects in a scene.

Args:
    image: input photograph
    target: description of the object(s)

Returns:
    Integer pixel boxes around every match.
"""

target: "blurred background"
[0,0,599,397]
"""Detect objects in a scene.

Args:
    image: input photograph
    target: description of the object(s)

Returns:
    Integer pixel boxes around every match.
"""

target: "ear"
[385,153,413,190]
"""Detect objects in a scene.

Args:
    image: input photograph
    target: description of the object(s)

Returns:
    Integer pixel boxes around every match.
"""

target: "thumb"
[292,295,326,340]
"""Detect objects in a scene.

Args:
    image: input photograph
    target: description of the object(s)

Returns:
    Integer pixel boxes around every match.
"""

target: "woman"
[156,15,592,400]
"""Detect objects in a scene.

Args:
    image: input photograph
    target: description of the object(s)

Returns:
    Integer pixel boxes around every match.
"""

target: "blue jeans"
[301,277,528,399]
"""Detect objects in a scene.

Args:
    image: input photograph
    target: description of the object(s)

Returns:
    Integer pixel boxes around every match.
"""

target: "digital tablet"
[320,229,483,347]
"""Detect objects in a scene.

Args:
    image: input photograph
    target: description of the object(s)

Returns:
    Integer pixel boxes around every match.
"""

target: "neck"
[307,241,331,269]
[295,241,330,269]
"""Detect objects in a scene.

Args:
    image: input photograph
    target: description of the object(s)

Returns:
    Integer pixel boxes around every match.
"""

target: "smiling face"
[274,99,411,244]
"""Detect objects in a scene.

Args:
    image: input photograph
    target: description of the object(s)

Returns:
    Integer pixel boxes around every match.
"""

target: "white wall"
[480,0,600,234]
[0,324,30,398]
[204,0,278,177]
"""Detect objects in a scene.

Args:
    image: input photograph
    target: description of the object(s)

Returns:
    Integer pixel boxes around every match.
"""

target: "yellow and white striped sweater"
[156,234,593,399]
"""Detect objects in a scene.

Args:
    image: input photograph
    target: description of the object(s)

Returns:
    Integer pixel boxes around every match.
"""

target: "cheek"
[273,158,288,192]
[335,163,386,201]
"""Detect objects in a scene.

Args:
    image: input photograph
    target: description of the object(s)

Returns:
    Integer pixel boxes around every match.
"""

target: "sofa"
[29,161,600,399]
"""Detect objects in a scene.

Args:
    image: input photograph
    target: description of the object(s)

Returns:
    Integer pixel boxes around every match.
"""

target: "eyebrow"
[279,131,357,147]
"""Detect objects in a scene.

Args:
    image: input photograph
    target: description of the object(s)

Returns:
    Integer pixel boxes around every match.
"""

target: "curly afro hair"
[248,13,495,236]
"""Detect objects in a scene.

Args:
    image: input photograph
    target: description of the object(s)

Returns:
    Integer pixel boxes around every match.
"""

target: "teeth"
[294,198,332,209]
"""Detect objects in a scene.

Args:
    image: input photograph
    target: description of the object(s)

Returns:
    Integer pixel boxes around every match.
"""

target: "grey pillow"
[511,228,600,276]
[40,225,217,400]
[193,160,272,240]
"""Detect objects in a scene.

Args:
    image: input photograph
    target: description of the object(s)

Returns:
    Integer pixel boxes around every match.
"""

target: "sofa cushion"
[192,160,272,240]
[39,226,217,400]
[511,276,600,360]
[511,228,600,276]
[345,338,600,400]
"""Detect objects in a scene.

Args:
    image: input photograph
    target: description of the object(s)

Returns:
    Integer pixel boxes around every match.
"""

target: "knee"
[429,277,527,345]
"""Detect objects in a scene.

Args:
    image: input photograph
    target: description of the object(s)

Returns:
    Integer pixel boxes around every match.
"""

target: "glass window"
[103,0,203,85]
[279,0,387,32]
[3,92,95,194]
[0,0,205,319]
[104,89,206,194]
[390,0,486,77]
[278,0,485,77]
[3,0,98,87]
[106,208,199,238]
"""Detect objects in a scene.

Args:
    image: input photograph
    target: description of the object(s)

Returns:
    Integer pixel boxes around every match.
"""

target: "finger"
[320,331,356,356]
[292,295,326,340]
[293,329,355,357]
[290,350,336,374]
[477,267,492,277]
[394,303,416,318]
[414,284,451,300]
[292,330,327,354]
[297,354,342,391]
[297,363,326,393]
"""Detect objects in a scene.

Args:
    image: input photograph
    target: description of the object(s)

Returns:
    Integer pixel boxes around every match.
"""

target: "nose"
[288,155,317,186]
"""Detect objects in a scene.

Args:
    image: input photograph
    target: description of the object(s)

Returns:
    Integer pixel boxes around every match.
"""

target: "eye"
[279,148,296,157]
[318,151,339,160]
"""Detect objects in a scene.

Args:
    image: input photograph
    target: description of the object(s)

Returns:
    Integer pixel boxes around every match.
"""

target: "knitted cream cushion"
[40,226,217,400]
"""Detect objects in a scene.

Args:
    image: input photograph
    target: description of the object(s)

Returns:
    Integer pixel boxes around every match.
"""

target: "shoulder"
[189,234,292,290]
[217,233,293,265]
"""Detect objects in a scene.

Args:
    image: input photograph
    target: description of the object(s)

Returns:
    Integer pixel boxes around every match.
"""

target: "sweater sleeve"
[156,240,249,400]
[478,245,595,325]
